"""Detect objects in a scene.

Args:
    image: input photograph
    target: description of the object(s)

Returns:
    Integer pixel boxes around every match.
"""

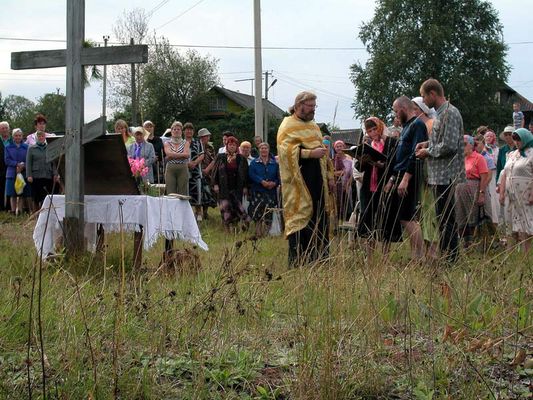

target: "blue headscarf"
[514,128,533,157]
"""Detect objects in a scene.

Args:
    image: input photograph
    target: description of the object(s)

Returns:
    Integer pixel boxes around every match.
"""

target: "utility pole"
[264,71,277,145]
[130,37,137,126]
[253,0,264,141]
[102,35,109,118]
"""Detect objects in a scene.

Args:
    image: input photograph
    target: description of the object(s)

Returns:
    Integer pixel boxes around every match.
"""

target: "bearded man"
[387,95,427,259]
[277,91,334,267]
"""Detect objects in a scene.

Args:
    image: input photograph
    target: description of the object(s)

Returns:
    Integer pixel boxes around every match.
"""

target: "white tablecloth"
[33,195,208,256]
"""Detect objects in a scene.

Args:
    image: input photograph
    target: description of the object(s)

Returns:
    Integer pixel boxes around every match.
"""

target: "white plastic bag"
[269,210,282,236]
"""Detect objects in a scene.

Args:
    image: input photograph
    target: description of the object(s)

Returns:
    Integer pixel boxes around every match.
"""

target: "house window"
[209,96,227,112]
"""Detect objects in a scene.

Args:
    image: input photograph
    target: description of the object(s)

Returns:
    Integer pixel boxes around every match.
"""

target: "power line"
[147,0,171,17]
[276,71,353,102]
[155,0,207,30]
[1,36,532,49]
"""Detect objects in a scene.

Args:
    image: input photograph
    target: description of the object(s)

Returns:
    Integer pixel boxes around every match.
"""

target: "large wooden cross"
[11,0,148,254]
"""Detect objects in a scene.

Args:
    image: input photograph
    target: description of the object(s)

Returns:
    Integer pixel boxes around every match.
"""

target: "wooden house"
[206,86,285,120]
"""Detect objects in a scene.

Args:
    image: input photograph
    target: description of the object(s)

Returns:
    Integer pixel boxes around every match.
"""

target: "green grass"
[0,210,531,399]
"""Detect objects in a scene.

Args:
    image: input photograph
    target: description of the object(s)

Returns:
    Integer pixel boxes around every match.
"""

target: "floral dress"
[503,148,533,235]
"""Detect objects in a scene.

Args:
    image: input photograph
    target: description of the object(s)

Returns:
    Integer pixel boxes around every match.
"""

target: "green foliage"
[2,94,36,133]
[0,211,531,398]
[0,92,7,121]
[142,37,219,129]
[36,93,66,133]
[196,109,282,152]
[350,0,510,131]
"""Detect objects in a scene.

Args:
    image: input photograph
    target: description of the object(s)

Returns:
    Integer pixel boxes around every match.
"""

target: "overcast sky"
[1,0,532,131]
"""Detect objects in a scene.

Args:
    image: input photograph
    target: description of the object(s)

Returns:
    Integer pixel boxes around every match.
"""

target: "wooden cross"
[11,0,148,254]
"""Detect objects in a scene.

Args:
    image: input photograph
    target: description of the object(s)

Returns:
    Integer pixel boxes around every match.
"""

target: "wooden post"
[130,38,137,126]
[133,227,143,269]
[63,0,85,254]
[10,0,148,257]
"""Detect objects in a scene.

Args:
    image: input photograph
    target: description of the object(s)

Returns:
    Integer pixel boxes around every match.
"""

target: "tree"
[350,0,510,131]
[107,8,151,123]
[0,92,6,121]
[196,109,283,153]
[36,93,66,133]
[142,37,219,129]
[3,94,36,133]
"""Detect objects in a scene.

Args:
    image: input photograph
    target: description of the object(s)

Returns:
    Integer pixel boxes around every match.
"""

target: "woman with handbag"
[4,128,31,214]
[455,135,491,248]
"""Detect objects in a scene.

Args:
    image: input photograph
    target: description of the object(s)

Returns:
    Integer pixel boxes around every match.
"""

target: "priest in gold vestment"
[277,91,334,266]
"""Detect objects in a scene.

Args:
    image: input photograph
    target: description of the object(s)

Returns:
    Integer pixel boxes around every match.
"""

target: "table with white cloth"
[33,195,208,257]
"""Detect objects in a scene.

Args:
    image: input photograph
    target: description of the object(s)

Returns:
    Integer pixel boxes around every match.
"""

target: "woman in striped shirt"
[163,121,190,195]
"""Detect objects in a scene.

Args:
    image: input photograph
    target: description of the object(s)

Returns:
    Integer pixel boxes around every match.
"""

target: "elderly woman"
[183,122,205,221]
[163,121,190,195]
[455,135,491,248]
[475,133,499,226]
[498,128,533,253]
[356,117,401,260]
[248,142,280,236]
[26,131,59,211]
[333,140,353,222]
[144,120,164,183]
[213,136,251,230]
[115,119,134,146]
[127,126,156,184]
[5,128,31,214]
[239,141,254,164]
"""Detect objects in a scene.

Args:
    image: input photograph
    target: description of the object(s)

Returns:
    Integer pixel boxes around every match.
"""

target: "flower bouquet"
[128,157,149,194]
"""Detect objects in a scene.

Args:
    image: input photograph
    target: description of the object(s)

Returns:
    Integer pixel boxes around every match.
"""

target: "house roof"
[500,83,533,111]
[210,86,286,119]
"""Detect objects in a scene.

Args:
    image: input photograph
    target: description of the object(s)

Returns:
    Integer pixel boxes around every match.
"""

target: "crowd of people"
[1,115,59,215]
[277,82,533,266]
[115,118,281,236]
[2,81,533,265]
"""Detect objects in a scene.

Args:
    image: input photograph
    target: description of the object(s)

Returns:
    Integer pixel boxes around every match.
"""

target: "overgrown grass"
[0,211,531,399]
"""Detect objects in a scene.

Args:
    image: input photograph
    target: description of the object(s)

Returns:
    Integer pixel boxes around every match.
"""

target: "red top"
[465,151,488,180]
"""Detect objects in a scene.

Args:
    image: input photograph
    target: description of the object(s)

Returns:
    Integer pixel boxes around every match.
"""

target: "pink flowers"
[128,157,149,178]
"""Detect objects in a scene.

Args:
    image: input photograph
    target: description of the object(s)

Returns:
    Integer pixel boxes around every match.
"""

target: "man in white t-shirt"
[217,131,235,154]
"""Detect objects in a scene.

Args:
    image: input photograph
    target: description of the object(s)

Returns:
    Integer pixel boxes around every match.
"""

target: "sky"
[1,0,532,131]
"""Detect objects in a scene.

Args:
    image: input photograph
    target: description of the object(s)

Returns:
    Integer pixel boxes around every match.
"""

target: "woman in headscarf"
[213,136,251,230]
[26,131,60,212]
[475,133,499,227]
[356,117,401,260]
[455,135,491,248]
[333,140,353,222]
[498,128,533,253]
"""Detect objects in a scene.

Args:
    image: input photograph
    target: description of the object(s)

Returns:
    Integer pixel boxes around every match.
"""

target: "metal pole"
[253,0,263,141]
[102,35,109,117]
[264,70,269,143]
[130,37,137,126]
